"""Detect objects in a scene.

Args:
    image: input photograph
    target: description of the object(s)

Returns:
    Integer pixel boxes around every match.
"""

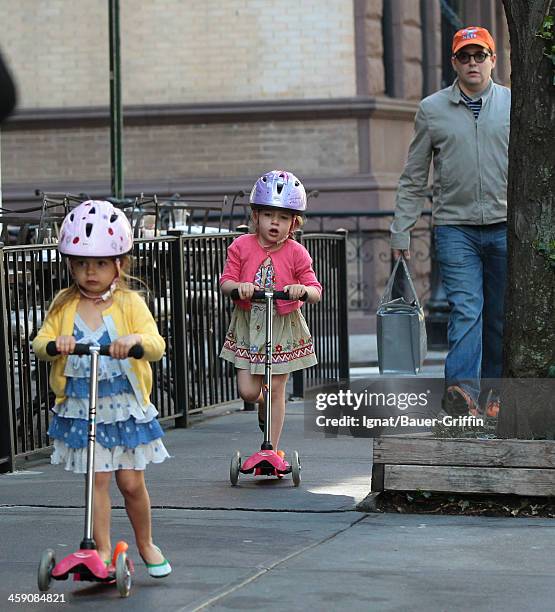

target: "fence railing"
[300,211,433,315]
[292,231,350,396]
[0,229,349,472]
[2,196,436,324]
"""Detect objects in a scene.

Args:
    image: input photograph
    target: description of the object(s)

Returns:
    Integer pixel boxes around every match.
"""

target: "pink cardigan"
[220,233,322,315]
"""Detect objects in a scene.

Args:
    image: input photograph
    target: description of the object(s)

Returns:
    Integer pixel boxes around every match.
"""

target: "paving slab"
[0,506,361,611]
[2,403,372,512]
[2,508,554,612]
[248,512,555,612]
[2,382,555,612]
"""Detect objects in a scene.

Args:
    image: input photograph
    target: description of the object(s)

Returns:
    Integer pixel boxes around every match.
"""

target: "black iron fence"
[291,211,448,349]
[188,208,437,322]
[301,211,434,314]
[0,229,349,472]
[2,193,439,327]
[292,232,350,396]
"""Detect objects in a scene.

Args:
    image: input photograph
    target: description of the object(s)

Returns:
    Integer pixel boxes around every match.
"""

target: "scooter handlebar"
[230,288,308,302]
[45,341,144,359]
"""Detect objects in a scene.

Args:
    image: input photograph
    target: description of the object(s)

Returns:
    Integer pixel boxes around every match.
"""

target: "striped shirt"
[460,90,482,119]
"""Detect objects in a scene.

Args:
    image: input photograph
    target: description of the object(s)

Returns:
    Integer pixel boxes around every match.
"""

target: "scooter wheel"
[230,451,241,486]
[291,450,301,487]
[38,548,55,592]
[116,551,132,597]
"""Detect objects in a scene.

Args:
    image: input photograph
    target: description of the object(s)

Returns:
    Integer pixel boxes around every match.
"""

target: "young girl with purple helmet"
[220,171,322,455]
[32,200,171,578]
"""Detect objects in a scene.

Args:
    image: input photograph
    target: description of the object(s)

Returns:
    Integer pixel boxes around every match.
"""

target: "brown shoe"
[443,385,478,416]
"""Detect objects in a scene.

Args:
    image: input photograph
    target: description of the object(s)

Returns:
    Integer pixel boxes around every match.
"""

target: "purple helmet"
[59,200,133,258]
[249,170,307,212]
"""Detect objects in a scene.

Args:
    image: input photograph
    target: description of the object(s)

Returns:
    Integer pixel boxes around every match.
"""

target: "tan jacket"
[391,79,510,250]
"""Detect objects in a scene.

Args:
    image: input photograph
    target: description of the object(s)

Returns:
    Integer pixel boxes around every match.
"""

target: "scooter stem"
[262,290,273,451]
[81,346,100,549]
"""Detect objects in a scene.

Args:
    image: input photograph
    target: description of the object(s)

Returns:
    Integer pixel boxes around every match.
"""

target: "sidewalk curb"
[351,358,446,368]
[355,492,381,513]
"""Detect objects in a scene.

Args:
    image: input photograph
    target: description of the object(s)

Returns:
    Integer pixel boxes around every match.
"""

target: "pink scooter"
[37,341,143,598]
[229,289,303,487]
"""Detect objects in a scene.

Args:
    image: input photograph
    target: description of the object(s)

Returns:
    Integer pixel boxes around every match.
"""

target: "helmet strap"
[70,258,121,303]
[276,217,297,245]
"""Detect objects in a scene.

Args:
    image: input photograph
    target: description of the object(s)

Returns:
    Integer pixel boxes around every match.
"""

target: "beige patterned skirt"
[220,304,317,375]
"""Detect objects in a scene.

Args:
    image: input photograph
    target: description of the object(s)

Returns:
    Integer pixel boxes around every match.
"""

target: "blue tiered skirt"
[48,314,170,473]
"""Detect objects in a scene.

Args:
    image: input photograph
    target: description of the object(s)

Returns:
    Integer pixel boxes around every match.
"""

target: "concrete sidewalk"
[2,396,555,611]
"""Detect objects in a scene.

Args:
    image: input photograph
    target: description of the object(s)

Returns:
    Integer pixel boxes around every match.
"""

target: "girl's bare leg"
[269,374,289,449]
[93,472,113,563]
[257,390,265,429]
[115,470,164,564]
[237,369,289,449]
[236,369,263,402]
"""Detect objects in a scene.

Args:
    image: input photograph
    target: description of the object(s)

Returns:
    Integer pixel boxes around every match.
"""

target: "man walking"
[390,26,510,417]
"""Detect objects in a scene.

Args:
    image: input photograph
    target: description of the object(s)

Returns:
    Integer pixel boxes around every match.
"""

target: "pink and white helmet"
[249,170,307,212]
[59,200,133,257]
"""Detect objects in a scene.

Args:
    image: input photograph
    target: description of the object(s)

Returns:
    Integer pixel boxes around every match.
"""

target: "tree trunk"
[498,0,555,438]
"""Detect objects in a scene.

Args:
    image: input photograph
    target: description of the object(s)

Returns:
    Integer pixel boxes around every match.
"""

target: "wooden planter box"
[372,436,555,497]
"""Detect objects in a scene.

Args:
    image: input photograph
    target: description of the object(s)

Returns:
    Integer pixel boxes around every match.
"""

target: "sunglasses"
[453,50,491,64]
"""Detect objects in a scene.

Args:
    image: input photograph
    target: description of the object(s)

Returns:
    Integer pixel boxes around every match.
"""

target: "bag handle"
[379,255,421,308]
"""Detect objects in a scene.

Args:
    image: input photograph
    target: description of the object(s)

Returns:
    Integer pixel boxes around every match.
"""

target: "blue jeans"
[434,223,507,402]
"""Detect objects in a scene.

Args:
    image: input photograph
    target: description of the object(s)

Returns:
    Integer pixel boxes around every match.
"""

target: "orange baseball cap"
[452,26,495,54]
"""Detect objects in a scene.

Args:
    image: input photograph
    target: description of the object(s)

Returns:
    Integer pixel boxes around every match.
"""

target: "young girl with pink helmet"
[32,200,171,578]
[220,170,322,456]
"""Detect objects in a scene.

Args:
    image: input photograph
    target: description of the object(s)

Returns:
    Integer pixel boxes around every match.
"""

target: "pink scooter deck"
[241,450,289,474]
[53,549,110,580]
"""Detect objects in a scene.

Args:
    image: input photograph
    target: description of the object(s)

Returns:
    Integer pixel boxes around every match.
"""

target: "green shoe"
[141,545,172,578]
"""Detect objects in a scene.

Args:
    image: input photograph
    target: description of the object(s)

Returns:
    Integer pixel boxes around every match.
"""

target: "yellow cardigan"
[32,290,165,409]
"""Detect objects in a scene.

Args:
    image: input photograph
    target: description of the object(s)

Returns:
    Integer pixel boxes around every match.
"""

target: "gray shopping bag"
[377,256,427,374]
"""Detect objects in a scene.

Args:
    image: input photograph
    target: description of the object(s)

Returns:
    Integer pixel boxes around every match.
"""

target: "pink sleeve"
[220,238,242,285]
[295,246,322,294]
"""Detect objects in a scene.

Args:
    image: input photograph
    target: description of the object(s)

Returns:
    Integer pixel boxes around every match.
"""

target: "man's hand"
[392,249,410,261]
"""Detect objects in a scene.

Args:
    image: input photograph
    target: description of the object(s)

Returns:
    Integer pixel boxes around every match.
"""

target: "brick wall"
[2,119,359,185]
[0,0,109,108]
[0,0,357,108]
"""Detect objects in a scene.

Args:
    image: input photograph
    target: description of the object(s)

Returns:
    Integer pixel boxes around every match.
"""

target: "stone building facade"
[1,0,510,212]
